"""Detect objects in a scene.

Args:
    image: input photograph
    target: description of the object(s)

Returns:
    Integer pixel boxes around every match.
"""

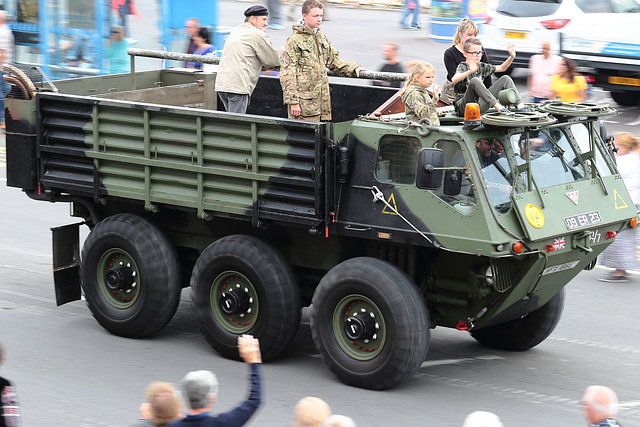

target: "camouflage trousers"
[287,103,330,121]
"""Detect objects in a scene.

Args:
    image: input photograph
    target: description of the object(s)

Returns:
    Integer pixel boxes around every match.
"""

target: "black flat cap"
[244,5,269,16]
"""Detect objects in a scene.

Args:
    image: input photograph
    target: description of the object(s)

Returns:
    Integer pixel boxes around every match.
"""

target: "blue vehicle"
[4,0,219,79]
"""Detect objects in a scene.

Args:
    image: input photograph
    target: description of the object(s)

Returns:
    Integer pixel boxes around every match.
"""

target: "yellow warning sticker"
[382,193,398,215]
[525,204,544,229]
[614,189,628,210]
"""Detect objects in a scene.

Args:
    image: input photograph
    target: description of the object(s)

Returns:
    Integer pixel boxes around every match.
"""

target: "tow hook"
[572,230,593,254]
[456,307,488,331]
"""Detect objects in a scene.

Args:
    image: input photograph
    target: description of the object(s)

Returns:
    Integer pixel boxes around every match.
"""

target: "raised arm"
[495,43,515,73]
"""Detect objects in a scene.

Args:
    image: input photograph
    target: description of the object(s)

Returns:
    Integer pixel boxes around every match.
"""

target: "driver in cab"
[476,137,500,168]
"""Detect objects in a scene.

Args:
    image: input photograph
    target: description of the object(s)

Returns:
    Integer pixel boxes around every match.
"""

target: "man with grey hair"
[170,334,262,426]
[582,385,621,426]
[462,411,503,427]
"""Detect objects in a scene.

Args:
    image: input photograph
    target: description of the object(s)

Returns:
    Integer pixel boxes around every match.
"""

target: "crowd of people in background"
[2,335,626,427]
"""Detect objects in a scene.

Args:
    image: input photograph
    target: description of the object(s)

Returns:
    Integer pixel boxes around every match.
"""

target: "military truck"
[4,52,637,390]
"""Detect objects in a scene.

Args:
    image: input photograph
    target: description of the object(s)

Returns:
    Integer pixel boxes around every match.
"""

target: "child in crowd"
[451,38,530,116]
[400,61,440,126]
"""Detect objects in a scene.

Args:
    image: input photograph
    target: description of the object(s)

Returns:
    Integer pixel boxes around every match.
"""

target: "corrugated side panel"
[37,94,324,225]
[38,98,96,195]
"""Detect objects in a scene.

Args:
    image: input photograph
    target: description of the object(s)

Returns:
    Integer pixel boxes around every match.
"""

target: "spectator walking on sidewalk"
[598,132,640,283]
[399,0,422,30]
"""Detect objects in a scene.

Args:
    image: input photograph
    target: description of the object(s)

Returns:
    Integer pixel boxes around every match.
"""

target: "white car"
[482,0,640,72]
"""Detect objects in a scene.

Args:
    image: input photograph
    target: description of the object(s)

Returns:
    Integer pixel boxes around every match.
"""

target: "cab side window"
[376,135,422,184]
[432,139,476,212]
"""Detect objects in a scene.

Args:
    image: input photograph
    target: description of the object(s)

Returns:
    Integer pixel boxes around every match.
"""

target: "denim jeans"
[399,0,420,27]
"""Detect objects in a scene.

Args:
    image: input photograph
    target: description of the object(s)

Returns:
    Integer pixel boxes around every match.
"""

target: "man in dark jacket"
[169,335,262,427]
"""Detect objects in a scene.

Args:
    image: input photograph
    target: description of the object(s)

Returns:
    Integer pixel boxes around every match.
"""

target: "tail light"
[584,75,595,84]
[484,16,493,24]
[540,19,570,29]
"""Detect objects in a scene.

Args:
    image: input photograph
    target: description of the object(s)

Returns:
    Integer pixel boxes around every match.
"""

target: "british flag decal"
[547,237,566,252]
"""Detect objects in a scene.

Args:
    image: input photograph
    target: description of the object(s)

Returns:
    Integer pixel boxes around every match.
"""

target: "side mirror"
[444,169,462,195]
[416,148,444,189]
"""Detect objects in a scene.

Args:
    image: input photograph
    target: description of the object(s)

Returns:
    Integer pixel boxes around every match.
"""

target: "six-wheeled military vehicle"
[4,52,637,390]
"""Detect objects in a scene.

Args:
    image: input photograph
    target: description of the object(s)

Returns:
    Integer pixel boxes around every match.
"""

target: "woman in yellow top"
[551,57,587,102]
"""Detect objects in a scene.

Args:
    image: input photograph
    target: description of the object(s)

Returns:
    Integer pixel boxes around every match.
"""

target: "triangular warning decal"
[614,189,628,210]
[382,193,398,215]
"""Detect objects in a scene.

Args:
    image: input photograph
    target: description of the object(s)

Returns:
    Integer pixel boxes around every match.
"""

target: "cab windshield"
[480,122,615,213]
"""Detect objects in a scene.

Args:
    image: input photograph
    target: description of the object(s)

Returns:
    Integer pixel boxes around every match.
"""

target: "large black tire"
[310,257,430,390]
[610,91,640,107]
[190,235,301,362]
[470,288,565,351]
[80,213,181,338]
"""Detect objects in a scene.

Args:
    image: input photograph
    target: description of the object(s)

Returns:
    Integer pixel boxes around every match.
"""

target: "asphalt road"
[1,3,640,426]
[1,173,640,427]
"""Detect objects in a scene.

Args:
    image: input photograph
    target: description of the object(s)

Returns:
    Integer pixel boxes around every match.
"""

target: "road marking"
[0,146,5,168]
[548,336,640,354]
[626,114,640,126]
[420,354,505,368]
[415,371,582,412]
[619,401,640,408]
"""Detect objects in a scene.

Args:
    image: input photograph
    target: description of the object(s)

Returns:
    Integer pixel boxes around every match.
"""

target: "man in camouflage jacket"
[280,0,365,121]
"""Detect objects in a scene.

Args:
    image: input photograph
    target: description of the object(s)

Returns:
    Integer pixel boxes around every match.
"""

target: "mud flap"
[52,222,82,306]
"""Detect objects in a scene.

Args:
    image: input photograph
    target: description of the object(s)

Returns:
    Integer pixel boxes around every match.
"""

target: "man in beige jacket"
[215,5,281,114]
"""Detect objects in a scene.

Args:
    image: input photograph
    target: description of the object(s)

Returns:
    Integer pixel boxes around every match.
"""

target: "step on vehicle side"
[4,54,637,390]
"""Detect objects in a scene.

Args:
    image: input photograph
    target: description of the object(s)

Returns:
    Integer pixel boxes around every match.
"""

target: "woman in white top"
[598,132,640,282]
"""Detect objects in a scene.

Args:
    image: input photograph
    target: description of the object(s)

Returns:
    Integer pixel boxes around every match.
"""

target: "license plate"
[608,76,640,86]
[542,260,580,276]
[505,31,526,39]
[564,211,602,230]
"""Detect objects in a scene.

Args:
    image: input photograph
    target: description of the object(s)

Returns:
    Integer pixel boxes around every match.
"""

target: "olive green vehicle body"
[5,66,636,387]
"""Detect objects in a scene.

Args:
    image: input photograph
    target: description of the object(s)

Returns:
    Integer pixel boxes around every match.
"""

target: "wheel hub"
[104,266,135,292]
[220,289,251,315]
[344,313,376,341]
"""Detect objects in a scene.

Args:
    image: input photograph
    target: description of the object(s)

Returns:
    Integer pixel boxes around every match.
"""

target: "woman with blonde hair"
[400,62,440,126]
[441,17,492,104]
[598,132,640,282]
